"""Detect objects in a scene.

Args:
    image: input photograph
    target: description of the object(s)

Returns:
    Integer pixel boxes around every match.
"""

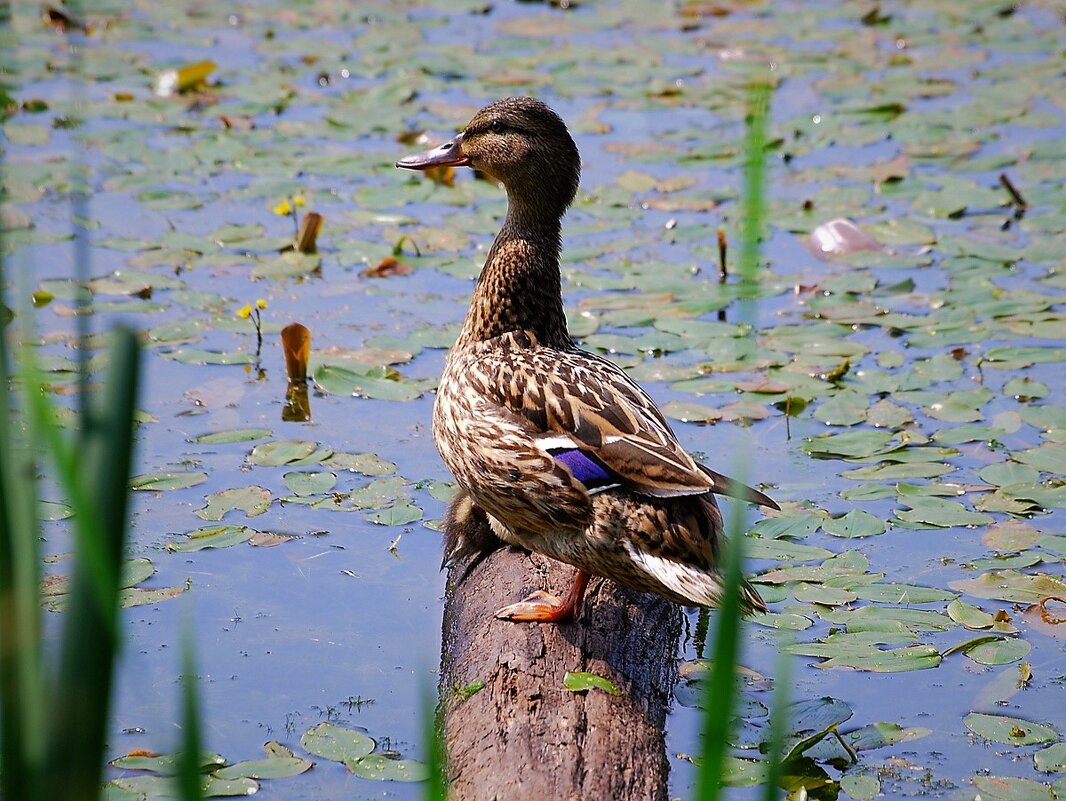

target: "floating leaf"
[167,525,254,552]
[895,497,993,527]
[131,471,207,491]
[213,756,312,779]
[1035,742,1066,773]
[970,776,1054,801]
[191,428,272,445]
[323,452,397,476]
[313,364,427,401]
[852,583,956,604]
[284,471,337,497]
[954,636,1030,666]
[949,571,1066,604]
[195,486,271,521]
[119,587,185,608]
[984,520,1040,551]
[845,721,932,751]
[563,671,621,695]
[348,755,430,782]
[367,501,423,526]
[111,751,225,774]
[248,440,319,467]
[165,349,255,366]
[300,722,374,765]
[963,712,1057,746]
[821,510,884,538]
[840,774,880,801]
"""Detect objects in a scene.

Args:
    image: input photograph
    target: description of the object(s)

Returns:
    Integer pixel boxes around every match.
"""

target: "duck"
[397,96,778,622]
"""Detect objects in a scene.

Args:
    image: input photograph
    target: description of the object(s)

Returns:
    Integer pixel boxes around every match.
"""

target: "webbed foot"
[494,570,591,623]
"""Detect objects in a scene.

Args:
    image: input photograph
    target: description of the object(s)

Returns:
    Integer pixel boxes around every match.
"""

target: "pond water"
[4,0,1065,798]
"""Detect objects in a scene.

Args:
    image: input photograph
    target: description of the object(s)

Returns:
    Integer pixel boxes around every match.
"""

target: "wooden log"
[439,547,682,800]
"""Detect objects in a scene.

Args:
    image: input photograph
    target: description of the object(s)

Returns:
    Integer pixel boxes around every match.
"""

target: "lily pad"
[195,486,271,521]
[970,776,1054,801]
[213,756,313,779]
[964,712,1057,746]
[191,428,272,444]
[1034,742,1066,773]
[166,525,255,552]
[821,510,885,538]
[131,471,207,491]
[348,755,430,782]
[248,440,320,466]
[284,471,337,496]
[299,722,374,765]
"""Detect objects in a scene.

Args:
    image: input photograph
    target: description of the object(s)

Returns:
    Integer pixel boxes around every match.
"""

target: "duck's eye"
[489,119,504,134]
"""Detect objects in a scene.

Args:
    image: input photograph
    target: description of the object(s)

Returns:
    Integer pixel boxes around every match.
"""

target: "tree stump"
[439,547,682,800]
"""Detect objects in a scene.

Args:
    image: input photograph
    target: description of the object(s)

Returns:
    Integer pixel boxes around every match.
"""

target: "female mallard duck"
[398,96,778,622]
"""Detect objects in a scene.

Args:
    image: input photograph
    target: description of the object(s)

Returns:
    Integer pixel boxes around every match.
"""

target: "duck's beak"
[396,133,470,170]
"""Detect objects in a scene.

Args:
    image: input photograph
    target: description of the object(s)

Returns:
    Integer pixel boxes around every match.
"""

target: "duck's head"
[397,96,580,220]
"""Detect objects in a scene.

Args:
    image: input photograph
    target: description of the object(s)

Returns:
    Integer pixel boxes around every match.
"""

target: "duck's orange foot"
[495,590,575,622]
[494,570,591,623]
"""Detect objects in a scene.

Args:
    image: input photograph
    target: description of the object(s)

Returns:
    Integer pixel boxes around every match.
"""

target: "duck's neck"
[456,203,571,349]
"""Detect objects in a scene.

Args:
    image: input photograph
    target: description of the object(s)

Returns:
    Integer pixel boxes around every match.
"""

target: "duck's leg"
[495,569,591,622]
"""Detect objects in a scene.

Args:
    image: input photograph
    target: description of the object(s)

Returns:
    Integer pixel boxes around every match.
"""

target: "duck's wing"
[478,333,778,509]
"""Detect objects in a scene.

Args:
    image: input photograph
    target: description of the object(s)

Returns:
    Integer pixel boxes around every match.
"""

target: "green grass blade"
[738,79,772,290]
[177,619,205,801]
[759,639,791,801]
[422,685,447,801]
[43,328,140,801]
[695,503,747,801]
[0,269,46,801]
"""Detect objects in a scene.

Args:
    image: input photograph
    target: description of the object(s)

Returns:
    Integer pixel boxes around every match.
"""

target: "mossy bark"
[439,547,681,800]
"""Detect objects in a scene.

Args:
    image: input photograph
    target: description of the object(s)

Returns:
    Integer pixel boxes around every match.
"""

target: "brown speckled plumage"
[398,96,777,621]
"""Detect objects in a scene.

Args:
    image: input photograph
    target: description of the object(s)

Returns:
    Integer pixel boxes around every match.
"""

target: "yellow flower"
[293,194,306,207]
[235,304,252,319]
[255,298,268,310]
[272,199,292,216]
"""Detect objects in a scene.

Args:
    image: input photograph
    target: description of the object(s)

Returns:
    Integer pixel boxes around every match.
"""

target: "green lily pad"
[284,471,337,496]
[248,440,320,466]
[367,500,423,526]
[821,510,885,538]
[191,428,273,444]
[167,525,255,552]
[895,497,993,527]
[1013,443,1066,475]
[1034,742,1066,773]
[748,512,824,539]
[196,486,271,521]
[563,671,621,695]
[845,721,932,751]
[313,364,428,401]
[300,722,375,764]
[212,756,313,779]
[841,773,880,801]
[745,538,834,562]
[970,776,1054,801]
[165,348,256,366]
[984,520,1040,551]
[119,586,186,608]
[111,751,226,774]
[131,471,207,491]
[852,583,956,604]
[963,712,1057,745]
[348,755,430,782]
[944,633,1030,664]
[946,599,996,630]
[949,571,1066,604]
[323,452,397,476]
